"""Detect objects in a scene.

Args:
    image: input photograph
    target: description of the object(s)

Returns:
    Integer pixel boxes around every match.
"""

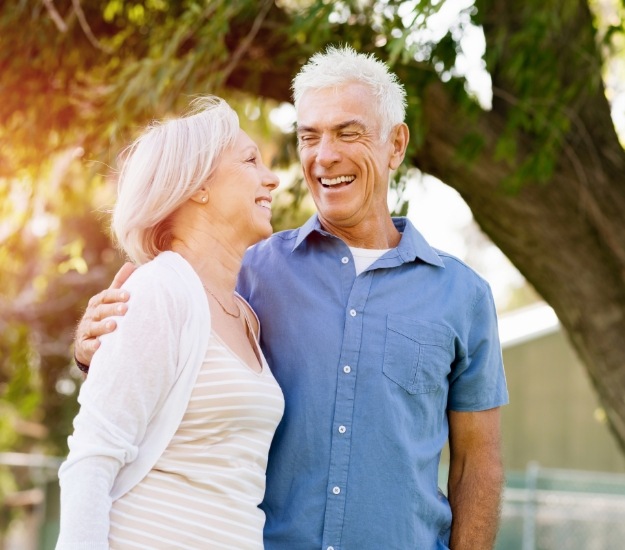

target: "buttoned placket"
[321,250,374,550]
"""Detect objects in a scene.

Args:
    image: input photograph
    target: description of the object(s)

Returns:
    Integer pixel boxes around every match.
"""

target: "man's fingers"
[83,335,101,354]
[109,262,136,289]
[88,318,118,339]
[75,318,117,364]
[75,335,100,365]
[74,269,132,367]
[88,289,130,310]
[85,265,134,310]
[74,268,132,366]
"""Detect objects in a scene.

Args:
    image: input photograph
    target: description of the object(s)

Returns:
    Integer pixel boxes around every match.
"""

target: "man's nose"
[316,134,341,167]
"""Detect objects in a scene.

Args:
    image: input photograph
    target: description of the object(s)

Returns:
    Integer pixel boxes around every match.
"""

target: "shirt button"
[332,486,341,495]
[349,309,357,317]
[341,256,349,264]
[343,365,351,374]
[338,425,346,434]
[327,547,335,550]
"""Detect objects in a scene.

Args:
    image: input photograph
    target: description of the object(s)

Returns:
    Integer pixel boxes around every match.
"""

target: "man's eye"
[247,156,257,164]
[340,133,358,140]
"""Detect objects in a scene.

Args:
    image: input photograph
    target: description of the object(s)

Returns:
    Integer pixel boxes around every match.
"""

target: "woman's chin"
[248,224,273,245]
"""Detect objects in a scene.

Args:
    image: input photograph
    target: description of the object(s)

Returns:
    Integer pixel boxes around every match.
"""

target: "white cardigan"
[56,251,210,549]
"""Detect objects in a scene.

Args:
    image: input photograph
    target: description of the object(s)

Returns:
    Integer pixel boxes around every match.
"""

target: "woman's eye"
[247,156,257,164]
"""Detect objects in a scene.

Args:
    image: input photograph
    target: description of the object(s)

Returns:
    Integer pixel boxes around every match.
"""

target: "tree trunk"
[414,0,625,448]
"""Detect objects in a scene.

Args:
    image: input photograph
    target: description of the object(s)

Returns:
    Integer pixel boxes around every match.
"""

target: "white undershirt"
[349,246,390,276]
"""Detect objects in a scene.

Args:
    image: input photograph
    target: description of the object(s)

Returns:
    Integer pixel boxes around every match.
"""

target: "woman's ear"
[190,188,209,204]
[389,123,410,171]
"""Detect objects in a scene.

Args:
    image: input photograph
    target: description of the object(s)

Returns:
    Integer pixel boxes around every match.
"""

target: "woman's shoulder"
[123,251,205,312]
[126,252,197,289]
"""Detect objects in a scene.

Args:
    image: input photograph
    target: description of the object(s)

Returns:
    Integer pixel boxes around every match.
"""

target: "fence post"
[522,461,539,550]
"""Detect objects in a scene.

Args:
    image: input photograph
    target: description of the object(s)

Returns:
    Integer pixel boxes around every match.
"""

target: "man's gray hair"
[292,45,407,139]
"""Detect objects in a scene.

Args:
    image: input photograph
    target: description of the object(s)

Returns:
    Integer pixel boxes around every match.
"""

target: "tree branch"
[42,0,68,32]
[71,0,112,53]
[221,0,274,84]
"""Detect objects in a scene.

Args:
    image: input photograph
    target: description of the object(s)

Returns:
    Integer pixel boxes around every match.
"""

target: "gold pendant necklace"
[202,285,241,318]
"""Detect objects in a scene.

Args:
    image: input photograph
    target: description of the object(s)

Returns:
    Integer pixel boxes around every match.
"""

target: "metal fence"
[0,452,62,550]
[497,462,625,550]
[2,454,625,549]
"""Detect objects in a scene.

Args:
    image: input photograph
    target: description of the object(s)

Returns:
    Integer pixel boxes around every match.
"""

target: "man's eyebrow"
[296,120,366,134]
[296,124,316,134]
[333,120,366,131]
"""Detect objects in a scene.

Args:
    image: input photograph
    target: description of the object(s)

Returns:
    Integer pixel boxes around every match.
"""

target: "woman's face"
[207,129,280,245]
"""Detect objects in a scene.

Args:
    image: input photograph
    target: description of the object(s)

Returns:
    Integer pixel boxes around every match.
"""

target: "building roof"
[498,302,560,349]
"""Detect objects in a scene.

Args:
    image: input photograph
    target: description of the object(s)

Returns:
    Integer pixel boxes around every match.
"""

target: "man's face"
[296,83,397,236]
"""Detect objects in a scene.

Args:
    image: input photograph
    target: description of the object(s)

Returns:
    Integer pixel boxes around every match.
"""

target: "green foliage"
[479,0,610,189]
[0,142,125,462]
[2,325,39,420]
[0,323,44,533]
[0,0,623,506]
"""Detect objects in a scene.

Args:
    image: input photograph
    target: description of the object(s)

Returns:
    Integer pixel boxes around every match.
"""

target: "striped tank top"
[108,327,284,549]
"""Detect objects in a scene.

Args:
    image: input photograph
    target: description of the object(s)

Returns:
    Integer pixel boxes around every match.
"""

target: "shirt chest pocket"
[383,315,454,394]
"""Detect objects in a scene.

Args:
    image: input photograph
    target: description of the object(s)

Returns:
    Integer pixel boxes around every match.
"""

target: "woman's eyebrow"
[242,145,259,155]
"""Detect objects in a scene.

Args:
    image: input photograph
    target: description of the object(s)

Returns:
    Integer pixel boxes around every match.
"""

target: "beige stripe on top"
[108,330,284,549]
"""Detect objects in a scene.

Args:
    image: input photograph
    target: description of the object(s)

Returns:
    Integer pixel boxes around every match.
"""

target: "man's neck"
[319,216,401,249]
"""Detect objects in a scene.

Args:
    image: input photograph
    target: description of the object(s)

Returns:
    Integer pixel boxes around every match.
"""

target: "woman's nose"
[264,168,280,190]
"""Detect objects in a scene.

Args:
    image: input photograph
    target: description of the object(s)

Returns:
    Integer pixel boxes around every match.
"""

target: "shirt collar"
[292,214,444,268]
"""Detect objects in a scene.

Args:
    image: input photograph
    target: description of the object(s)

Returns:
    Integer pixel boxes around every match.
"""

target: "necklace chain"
[202,285,241,318]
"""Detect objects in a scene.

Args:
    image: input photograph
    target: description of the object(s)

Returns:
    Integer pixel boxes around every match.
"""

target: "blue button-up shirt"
[237,215,508,550]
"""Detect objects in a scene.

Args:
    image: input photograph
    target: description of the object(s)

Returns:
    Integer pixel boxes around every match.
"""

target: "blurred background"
[1,1,625,548]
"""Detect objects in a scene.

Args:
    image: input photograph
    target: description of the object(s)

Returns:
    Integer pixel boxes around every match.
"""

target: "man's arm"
[74,262,136,366]
[447,407,504,550]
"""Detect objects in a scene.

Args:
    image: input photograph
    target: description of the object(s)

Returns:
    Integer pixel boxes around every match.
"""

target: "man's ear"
[389,123,410,171]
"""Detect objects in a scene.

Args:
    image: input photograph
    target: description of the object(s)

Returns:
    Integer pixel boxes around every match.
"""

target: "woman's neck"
[171,230,242,293]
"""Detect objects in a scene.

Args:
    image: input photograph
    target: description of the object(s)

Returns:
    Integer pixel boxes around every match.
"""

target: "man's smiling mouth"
[320,175,356,188]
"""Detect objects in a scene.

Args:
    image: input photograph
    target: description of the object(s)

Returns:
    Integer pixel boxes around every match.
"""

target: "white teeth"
[256,199,271,209]
[320,175,356,186]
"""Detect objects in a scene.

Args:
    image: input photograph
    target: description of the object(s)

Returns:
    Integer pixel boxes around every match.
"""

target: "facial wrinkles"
[321,128,371,166]
[359,154,384,216]
[356,126,386,175]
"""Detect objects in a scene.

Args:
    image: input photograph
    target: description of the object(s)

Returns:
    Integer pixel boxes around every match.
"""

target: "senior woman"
[55,96,283,549]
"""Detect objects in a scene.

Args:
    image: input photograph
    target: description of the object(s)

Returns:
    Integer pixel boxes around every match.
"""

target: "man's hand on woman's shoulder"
[74,262,136,366]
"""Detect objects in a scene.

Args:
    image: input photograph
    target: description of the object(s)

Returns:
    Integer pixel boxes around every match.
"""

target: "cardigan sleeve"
[56,264,189,549]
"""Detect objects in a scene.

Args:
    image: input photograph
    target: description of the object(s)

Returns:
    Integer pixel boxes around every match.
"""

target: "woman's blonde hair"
[112,96,239,264]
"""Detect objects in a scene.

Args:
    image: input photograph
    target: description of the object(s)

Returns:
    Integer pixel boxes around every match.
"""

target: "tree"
[410,0,625,448]
[1,0,625,452]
